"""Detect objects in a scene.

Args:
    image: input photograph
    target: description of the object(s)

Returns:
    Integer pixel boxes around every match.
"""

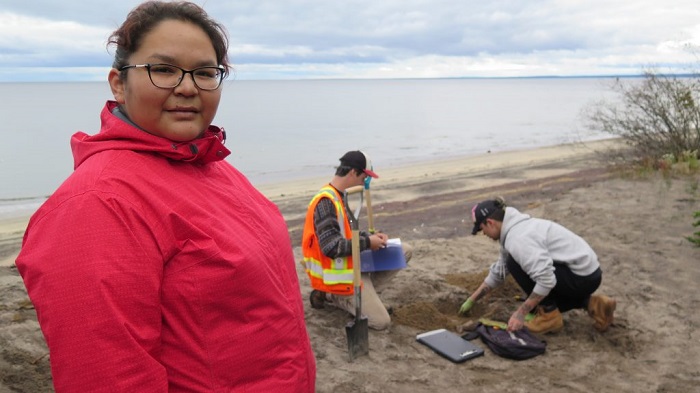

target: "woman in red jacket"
[15,2,315,391]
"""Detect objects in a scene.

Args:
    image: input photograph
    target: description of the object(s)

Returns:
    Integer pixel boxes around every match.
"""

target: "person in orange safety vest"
[301,150,412,330]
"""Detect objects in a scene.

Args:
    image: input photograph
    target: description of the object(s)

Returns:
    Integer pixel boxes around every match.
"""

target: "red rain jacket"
[16,101,316,392]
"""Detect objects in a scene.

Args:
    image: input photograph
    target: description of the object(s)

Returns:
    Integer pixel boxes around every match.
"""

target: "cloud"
[0,12,112,68]
[1,1,699,82]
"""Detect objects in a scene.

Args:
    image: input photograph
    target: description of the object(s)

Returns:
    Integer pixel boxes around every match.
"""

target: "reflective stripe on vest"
[304,258,354,285]
[301,185,355,294]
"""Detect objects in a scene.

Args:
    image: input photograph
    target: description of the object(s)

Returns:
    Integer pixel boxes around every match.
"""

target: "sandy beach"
[2,139,699,392]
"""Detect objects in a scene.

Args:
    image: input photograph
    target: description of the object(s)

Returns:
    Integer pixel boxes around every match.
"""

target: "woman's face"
[108,19,222,142]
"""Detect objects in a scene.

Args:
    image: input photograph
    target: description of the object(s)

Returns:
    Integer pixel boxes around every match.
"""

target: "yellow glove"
[459,298,475,315]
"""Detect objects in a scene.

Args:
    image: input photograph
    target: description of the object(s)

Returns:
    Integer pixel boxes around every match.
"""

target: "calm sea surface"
[0,77,618,218]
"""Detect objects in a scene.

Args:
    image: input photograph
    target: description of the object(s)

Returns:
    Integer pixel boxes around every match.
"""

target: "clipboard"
[416,328,485,363]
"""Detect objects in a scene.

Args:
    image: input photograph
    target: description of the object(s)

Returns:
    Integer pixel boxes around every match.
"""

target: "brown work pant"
[330,243,413,330]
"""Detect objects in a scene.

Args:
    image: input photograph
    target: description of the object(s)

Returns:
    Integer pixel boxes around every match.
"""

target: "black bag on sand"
[462,323,546,360]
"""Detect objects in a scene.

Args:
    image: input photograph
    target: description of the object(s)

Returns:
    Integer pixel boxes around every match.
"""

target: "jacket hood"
[500,206,531,244]
[71,101,231,169]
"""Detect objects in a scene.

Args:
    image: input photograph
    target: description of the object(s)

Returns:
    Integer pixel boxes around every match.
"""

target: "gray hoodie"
[484,207,600,296]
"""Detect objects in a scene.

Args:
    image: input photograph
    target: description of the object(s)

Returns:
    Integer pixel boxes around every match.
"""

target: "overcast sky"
[1,0,699,82]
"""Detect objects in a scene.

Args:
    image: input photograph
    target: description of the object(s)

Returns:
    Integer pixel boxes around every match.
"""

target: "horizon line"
[2,72,697,84]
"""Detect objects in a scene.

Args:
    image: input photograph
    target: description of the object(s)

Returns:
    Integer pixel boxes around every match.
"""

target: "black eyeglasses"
[118,63,225,91]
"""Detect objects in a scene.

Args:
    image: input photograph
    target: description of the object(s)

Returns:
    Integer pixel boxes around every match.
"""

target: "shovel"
[343,191,369,361]
[346,177,375,233]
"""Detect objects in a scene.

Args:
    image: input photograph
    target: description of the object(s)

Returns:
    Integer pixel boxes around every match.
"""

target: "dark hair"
[107,1,230,78]
[489,197,507,222]
[335,166,363,177]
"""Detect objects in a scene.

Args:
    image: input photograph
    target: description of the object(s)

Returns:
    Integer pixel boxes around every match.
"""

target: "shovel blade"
[345,316,369,361]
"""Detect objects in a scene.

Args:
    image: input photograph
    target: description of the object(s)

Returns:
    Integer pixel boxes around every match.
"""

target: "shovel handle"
[364,188,375,234]
[343,192,362,314]
[343,190,370,361]
[345,185,363,195]
[344,190,359,232]
[346,185,375,233]
[351,228,361,303]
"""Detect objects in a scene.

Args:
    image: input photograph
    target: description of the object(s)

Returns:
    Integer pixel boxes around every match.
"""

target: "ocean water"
[0,77,617,218]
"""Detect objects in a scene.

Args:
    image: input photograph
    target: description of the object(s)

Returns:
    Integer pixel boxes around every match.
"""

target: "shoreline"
[0,138,619,268]
[259,138,619,200]
[263,138,620,223]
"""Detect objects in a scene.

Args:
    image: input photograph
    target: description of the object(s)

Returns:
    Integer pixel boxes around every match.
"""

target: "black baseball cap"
[471,200,499,235]
[339,150,378,178]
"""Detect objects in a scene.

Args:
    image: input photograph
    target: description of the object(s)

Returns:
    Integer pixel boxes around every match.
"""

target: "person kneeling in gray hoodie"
[459,197,616,334]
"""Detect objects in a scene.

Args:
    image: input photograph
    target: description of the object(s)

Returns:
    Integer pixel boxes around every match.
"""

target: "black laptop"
[416,328,485,363]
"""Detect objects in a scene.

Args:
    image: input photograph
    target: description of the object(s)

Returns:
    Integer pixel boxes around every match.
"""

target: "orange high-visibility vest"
[301,185,355,295]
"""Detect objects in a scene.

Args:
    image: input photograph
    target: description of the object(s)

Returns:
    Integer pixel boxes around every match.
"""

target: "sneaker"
[309,290,328,309]
[524,307,564,334]
[587,295,616,332]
